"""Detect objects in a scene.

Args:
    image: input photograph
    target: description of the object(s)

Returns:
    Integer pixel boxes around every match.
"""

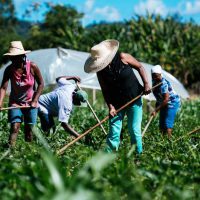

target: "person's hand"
[73,76,81,83]
[109,106,117,117]
[31,101,37,108]
[143,83,151,95]
[151,111,157,117]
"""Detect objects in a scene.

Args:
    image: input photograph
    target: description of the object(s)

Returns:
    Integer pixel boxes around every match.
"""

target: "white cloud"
[133,0,200,17]
[184,0,200,14]
[94,6,120,21]
[84,0,95,11]
[134,0,168,16]
[13,0,28,6]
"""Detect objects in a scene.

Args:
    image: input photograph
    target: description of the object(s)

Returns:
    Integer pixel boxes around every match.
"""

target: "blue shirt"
[153,78,180,106]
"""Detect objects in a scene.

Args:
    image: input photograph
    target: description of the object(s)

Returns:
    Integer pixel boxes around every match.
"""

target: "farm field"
[0,98,199,200]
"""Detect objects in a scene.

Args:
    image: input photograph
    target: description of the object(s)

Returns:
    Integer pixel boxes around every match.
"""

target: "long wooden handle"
[57,82,162,155]
[57,94,142,155]
[57,115,109,155]
[0,105,31,111]
[142,116,154,137]
[173,127,200,142]
[76,83,107,135]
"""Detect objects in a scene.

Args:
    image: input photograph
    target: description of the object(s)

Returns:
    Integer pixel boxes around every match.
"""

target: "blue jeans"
[38,110,55,133]
[105,98,143,154]
[8,107,38,125]
[160,102,180,129]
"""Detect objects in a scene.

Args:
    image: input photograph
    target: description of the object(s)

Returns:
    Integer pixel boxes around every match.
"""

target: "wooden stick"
[173,127,200,143]
[76,83,107,136]
[142,115,154,137]
[57,82,162,155]
[0,105,30,111]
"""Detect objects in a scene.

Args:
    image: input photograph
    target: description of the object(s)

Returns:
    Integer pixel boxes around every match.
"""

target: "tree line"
[0,1,200,90]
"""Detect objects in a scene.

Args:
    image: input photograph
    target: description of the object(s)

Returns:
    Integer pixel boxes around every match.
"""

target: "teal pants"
[106,98,143,154]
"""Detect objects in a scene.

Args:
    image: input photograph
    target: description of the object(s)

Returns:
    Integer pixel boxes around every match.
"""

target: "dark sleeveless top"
[97,52,143,109]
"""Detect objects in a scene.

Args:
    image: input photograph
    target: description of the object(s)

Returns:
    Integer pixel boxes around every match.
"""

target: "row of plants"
[0,98,199,199]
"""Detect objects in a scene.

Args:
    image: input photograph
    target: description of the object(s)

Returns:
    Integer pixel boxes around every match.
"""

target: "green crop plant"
[0,99,199,200]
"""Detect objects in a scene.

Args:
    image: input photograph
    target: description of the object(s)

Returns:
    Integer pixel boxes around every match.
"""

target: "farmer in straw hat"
[38,76,88,137]
[84,39,151,154]
[0,41,44,146]
[151,65,181,137]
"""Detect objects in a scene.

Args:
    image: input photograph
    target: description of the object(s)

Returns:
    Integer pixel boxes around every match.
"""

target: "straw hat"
[84,39,119,73]
[4,41,31,56]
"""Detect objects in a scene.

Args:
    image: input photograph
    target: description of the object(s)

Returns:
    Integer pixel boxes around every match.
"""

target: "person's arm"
[151,93,169,116]
[120,52,151,95]
[31,62,44,107]
[97,73,117,117]
[61,122,80,138]
[0,67,10,109]
[56,76,81,83]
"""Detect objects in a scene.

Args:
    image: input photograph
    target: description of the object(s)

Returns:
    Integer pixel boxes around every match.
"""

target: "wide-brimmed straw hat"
[84,39,119,73]
[4,41,31,56]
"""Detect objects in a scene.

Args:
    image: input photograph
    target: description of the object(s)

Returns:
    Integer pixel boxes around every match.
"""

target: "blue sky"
[13,0,200,25]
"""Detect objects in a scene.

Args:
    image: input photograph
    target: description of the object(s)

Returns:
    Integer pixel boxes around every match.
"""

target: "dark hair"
[97,51,121,75]
[110,51,120,65]
[109,51,121,71]
[72,90,81,106]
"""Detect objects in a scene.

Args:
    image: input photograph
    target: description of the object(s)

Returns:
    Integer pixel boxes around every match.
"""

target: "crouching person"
[151,65,181,137]
[38,76,88,137]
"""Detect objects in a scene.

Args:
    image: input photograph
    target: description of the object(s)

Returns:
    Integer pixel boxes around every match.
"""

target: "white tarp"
[0,47,189,100]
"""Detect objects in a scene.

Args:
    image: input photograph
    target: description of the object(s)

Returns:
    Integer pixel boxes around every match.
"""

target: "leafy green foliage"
[0,99,199,199]
[0,0,21,64]
[83,14,200,87]
[26,5,84,50]
[0,0,16,28]
[1,3,200,89]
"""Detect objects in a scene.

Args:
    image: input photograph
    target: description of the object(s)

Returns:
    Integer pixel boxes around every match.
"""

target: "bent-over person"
[38,76,88,138]
[84,39,150,154]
